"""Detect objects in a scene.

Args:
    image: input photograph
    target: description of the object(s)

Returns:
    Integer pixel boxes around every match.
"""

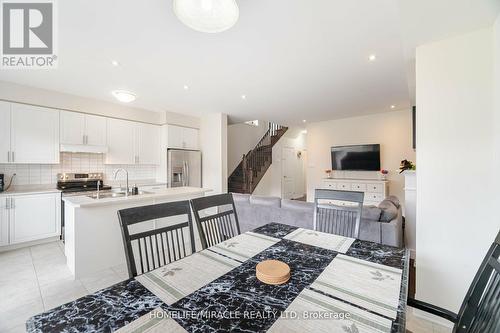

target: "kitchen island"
[63,186,211,278]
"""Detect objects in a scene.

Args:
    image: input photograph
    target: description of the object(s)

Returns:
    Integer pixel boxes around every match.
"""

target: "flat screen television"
[331,144,380,171]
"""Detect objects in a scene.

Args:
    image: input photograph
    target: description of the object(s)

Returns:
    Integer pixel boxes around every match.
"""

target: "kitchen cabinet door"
[11,103,60,164]
[136,123,160,165]
[182,127,199,150]
[60,111,85,145]
[85,114,107,146]
[167,125,184,148]
[0,197,9,246]
[106,118,136,164]
[9,193,60,244]
[0,101,11,163]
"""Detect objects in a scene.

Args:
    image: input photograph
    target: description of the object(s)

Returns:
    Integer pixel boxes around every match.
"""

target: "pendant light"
[173,0,239,33]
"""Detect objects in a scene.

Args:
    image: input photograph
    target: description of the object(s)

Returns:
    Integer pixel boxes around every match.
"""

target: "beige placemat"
[136,250,240,305]
[268,288,393,333]
[284,228,355,253]
[310,254,402,319]
[115,308,186,333]
[208,231,280,262]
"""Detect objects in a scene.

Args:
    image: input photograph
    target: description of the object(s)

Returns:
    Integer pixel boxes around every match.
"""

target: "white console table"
[321,178,389,206]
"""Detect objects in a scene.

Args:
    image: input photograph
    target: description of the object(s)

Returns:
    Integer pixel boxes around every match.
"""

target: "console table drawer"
[366,183,384,193]
[351,183,367,191]
[322,181,337,190]
[365,192,384,202]
[337,182,350,190]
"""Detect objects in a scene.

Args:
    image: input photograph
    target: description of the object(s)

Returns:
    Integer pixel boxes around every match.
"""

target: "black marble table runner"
[26,222,408,333]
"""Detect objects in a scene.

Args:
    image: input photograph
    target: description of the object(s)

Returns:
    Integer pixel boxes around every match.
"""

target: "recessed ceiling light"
[111,60,120,66]
[301,130,307,134]
[302,119,307,123]
[241,95,246,100]
[368,54,377,61]
[390,105,396,109]
[111,90,136,103]
[183,85,189,90]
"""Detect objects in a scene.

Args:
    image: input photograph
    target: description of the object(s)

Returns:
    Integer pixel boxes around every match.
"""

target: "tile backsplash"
[0,152,157,185]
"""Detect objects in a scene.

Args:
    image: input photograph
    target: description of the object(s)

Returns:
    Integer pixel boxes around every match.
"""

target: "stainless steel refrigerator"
[167,149,202,187]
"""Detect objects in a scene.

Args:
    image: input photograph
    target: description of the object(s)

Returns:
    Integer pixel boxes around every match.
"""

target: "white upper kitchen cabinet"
[0,101,11,164]
[135,123,160,165]
[60,111,86,145]
[11,103,60,164]
[8,193,60,245]
[60,111,107,146]
[106,118,136,164]
[85,114,107,146]
[167,124,199,150]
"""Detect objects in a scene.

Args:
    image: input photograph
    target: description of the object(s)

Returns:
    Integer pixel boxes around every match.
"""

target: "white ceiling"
[0,0,498,125]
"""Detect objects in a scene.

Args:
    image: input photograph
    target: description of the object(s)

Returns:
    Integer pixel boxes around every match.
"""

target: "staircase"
[228,122,288,194]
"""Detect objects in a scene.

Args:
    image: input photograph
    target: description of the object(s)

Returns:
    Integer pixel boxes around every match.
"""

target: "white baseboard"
[0,236,60,252]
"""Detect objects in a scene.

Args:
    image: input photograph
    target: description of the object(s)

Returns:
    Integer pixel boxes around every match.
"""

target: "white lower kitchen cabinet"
[4,193,61,245]
[0,199,9,246]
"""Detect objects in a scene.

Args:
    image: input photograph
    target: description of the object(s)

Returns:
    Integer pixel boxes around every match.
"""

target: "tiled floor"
[0,241,128,333]
[0,241,451,333]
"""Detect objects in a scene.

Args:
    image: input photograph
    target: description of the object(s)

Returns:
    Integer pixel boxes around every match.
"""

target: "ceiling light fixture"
[184,85,189,90]
[173,0,239,33]
[368,54,377,61]
[241,94,246,100]
[390,105,396,109]
[111,60,120,66]
[302,119,307,123]
[111,90,136,103]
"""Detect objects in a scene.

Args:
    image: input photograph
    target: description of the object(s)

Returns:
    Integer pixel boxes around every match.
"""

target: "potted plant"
[380,169,388,180]
[325,169,333,179]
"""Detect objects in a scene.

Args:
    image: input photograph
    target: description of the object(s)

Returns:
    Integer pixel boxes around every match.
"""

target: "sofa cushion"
[231,193,250,204]
[386,195,400,209]
[362,205,382,222]
[250,195,281,207]
[281,199,314,212]
[378,199,398,222]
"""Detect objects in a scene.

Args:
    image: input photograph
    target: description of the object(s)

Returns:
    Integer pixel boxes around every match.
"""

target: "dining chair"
[190,193,241,249]
[314,189,364,238]
[117,200,195,278]
[408,230,500,333]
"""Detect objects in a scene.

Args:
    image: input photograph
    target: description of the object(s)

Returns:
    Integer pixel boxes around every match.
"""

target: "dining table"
[27,222,409,333]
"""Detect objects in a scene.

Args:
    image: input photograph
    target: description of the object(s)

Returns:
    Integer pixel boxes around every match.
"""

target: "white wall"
[200,113,228,194]
[415,27,499,313]
[306,110,415,204]
[227,121,269,174]
[253,130,307,199]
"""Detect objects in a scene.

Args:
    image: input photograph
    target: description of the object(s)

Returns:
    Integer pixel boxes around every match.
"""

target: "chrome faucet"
[96,179,101,199]
[113,168,129,197]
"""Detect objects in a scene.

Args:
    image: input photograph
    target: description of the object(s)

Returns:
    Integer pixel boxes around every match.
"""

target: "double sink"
[87,189,152,200]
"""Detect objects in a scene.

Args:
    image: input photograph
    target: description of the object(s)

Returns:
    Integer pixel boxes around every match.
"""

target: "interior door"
[11,104,60,164]
[0,101,11,163]
[85,114,107,146]
[282,147,295,199]
[60,111,85,145]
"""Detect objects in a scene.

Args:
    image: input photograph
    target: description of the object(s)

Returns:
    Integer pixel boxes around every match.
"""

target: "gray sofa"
[232,193,403,248]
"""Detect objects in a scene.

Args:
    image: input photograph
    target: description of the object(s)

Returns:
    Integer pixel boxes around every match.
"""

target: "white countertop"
[0,184,61,197]
[106,179,169,188]
[62,186,212,208]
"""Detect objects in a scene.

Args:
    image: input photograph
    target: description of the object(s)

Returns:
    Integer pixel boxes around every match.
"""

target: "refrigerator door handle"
[186,162,189,187]
[182,161,187,187]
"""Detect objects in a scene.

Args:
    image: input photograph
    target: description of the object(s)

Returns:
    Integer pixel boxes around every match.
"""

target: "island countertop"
[62,186,212,208]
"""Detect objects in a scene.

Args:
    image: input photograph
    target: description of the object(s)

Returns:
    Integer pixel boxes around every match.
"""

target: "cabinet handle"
[7,151,10,163]
[12,151,14,163]
[12,198,15,209]
[5,198,9,210]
